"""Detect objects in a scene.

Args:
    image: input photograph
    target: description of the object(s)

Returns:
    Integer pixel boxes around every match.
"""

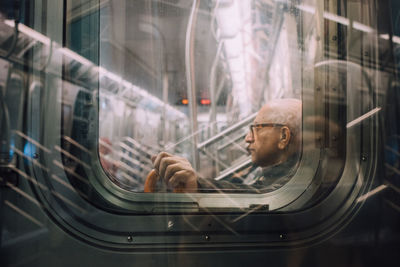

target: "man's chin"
[251,156,260,167]
[252,156,274,168]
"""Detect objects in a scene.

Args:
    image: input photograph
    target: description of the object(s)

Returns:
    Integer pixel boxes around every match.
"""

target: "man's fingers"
[168,170,198,193]
[153,151,172,173]
[158,156,187,179]
[164,163,184,184]
[168,171,186,187]
[151,152,197,193]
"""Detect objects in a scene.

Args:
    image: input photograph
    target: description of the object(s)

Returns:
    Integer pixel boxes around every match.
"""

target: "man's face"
[245,107,282,167]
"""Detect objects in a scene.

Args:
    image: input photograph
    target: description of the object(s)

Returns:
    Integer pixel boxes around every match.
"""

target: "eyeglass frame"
[248,123,286,138]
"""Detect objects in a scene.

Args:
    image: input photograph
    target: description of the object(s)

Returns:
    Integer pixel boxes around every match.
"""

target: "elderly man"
[148,98,302,193]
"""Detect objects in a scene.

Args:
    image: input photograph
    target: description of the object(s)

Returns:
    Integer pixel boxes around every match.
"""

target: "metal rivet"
[279,234,286,239]
[127,236,133,242]
[205,235,210,241]
[362,155,367,161]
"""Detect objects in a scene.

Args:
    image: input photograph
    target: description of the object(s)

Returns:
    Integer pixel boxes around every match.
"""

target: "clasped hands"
[145,152,198,193]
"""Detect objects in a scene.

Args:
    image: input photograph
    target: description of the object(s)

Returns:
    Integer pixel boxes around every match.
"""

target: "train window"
[62,0,378,211]
[8,0,372,213]
[97,0,306,197]
[2,0,400,259]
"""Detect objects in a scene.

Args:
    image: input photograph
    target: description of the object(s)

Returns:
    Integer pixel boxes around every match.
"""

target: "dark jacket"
[197,154,299,193]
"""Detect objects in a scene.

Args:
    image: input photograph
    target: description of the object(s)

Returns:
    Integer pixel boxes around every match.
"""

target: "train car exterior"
[0,0,399,266]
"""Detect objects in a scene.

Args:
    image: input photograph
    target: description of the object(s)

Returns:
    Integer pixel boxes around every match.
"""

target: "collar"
[261,153,300,178]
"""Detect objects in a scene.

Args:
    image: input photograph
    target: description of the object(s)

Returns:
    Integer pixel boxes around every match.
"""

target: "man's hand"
[151,152,198,193]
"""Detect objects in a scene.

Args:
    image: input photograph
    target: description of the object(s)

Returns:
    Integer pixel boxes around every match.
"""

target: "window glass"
[98,0,308,194]
[1,0,399,257]
[66,0,383,211]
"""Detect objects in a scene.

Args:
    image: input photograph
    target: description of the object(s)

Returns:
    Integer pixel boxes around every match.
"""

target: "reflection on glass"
[98,0,310,192]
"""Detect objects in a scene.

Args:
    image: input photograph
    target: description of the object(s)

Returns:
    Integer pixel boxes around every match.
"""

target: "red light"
[200,99,211,105]
[182,99,189,105]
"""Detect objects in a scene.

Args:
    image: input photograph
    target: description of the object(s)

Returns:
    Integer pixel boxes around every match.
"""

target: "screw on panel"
[204,235,210,241]
[279,234,286,240]
[127,236,133,242]
[362,155,367,161]
[167,220,174,230]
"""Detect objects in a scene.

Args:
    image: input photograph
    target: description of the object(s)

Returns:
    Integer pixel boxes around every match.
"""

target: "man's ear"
[278,126,291,149]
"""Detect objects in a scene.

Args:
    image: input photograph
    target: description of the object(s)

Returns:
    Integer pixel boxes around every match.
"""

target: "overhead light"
[215,1,251,116]
[393,36,400,44]
[296,4,316,14]
[296,6,377,34]
[379,34,400,44]
[323,12,349,26]
[5,19,96,67]
[380,34,390,40]
[122,80,132,88]
[105,71,122,82]
[353,21,374,33]
[4,20,51,46]
[59,47,93,66]
[4,20,186,120]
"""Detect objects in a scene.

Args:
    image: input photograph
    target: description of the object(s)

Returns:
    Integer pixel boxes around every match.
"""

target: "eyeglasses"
[248,123,285,138]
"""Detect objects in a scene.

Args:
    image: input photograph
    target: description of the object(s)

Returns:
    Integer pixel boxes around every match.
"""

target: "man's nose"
[245,131,254,143]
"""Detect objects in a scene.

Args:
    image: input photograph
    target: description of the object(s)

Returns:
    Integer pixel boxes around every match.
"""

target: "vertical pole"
[185,0,200,170]
[162,72,168,148]
[209,41,223,175]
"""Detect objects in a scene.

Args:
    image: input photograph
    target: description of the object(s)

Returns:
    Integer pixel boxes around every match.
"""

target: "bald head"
[256,98,302,137]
